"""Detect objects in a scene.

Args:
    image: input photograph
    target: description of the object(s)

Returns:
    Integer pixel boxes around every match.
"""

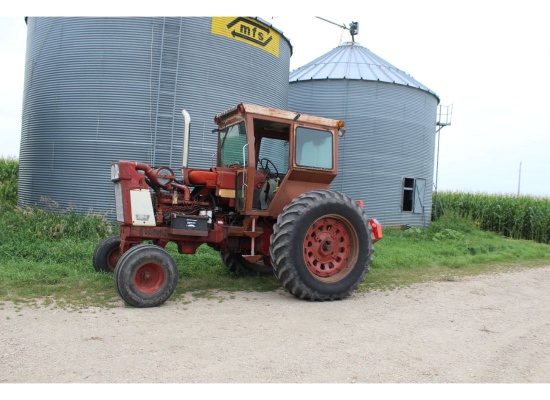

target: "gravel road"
[1,266,550,383]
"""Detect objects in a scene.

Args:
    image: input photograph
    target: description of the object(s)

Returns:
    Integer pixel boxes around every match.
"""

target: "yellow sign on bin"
[211,17,280,58]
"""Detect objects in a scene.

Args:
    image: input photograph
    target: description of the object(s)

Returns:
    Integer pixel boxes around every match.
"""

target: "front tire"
[114,244,179,308]
[92,235,121,273]
[270,190,373,301]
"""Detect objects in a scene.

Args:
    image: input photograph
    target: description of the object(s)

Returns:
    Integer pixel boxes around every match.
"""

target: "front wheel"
[92,235,121,273]
[270,190,373,301]
[114,244,179,308]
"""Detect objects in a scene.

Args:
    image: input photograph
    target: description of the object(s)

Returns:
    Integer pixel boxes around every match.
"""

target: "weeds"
[0,157,18,207]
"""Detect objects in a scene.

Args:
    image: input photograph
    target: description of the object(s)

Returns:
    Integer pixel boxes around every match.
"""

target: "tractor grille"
[113,182,124,223]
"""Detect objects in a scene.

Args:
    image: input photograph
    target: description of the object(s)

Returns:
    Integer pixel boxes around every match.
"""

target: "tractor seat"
[188,170,217,186]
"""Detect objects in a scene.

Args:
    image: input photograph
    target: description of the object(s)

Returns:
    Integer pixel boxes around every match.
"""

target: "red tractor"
[93,103,382,307]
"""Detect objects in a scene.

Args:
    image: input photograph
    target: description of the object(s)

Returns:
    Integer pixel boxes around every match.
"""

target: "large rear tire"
[270,190,373,301]
[114,244,178,308]
[92,235,121,273]
[220,252,272,276]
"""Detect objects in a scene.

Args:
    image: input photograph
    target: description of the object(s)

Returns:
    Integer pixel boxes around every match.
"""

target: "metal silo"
[289,41,439,227]
[19,17,291,218]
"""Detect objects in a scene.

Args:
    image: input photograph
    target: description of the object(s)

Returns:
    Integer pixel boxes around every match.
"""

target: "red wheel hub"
[134,263,165,294]
[303,216,357,280]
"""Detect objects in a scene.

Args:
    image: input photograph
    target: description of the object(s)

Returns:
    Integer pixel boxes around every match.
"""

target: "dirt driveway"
[1,266,550,383]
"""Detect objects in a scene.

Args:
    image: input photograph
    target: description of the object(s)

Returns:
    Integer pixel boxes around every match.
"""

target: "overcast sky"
[1,1,549,197]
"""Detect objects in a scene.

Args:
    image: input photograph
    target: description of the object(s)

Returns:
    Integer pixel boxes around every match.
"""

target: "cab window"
[295,127,333,169]
[219,122,247,167]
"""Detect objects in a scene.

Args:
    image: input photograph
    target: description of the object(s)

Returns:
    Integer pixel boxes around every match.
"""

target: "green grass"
[1,203,549,308]
[0,204,282,308]
[362,212,550,291]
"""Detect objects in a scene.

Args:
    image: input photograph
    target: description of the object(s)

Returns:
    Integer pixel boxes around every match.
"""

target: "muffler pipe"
[182,109,191,168]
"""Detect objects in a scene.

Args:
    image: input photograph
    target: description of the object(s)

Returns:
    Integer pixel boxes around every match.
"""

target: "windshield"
[219,122,248,167]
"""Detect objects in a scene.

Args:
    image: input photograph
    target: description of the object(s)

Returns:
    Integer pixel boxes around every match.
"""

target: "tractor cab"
[212,103,345,217]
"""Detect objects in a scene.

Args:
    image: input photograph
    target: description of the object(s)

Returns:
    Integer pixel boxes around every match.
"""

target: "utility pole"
[517,161,522,197]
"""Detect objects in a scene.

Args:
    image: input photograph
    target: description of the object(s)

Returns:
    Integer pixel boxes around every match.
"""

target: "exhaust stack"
[181,109,191,168]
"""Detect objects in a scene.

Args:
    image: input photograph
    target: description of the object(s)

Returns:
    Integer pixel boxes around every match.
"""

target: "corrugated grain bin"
[18,17,291,218]
[289,41,439,227]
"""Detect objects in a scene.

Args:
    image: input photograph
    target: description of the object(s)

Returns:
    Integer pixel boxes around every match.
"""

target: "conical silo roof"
[290,41,439,101]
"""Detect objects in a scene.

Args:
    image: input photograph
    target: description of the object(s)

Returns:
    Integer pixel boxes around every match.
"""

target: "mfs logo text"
[211,17,280,58]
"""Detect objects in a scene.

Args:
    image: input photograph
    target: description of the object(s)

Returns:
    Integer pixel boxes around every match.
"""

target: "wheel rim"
[303,215,359,282]
[134,262,165,294]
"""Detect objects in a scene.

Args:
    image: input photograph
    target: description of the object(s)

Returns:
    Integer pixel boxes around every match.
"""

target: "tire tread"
[270,190,373,301]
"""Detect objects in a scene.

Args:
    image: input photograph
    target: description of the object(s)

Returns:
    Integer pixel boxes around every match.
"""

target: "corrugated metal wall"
[289,79,438,227]
[19,17,291,218]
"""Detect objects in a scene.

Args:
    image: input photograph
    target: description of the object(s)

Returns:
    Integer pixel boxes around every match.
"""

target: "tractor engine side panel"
[112,161,154,226]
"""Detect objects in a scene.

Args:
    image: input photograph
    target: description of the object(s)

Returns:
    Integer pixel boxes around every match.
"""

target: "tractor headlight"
[111,163,120,181]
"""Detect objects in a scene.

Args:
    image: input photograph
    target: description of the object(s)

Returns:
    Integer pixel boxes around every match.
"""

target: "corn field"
[0,158,18,207]
[434,191,550,244]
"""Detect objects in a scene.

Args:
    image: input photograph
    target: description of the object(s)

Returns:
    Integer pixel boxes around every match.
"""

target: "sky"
[1,1,549,197]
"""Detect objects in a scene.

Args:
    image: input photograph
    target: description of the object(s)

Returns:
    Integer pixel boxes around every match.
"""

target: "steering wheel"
[258,158,279,179]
